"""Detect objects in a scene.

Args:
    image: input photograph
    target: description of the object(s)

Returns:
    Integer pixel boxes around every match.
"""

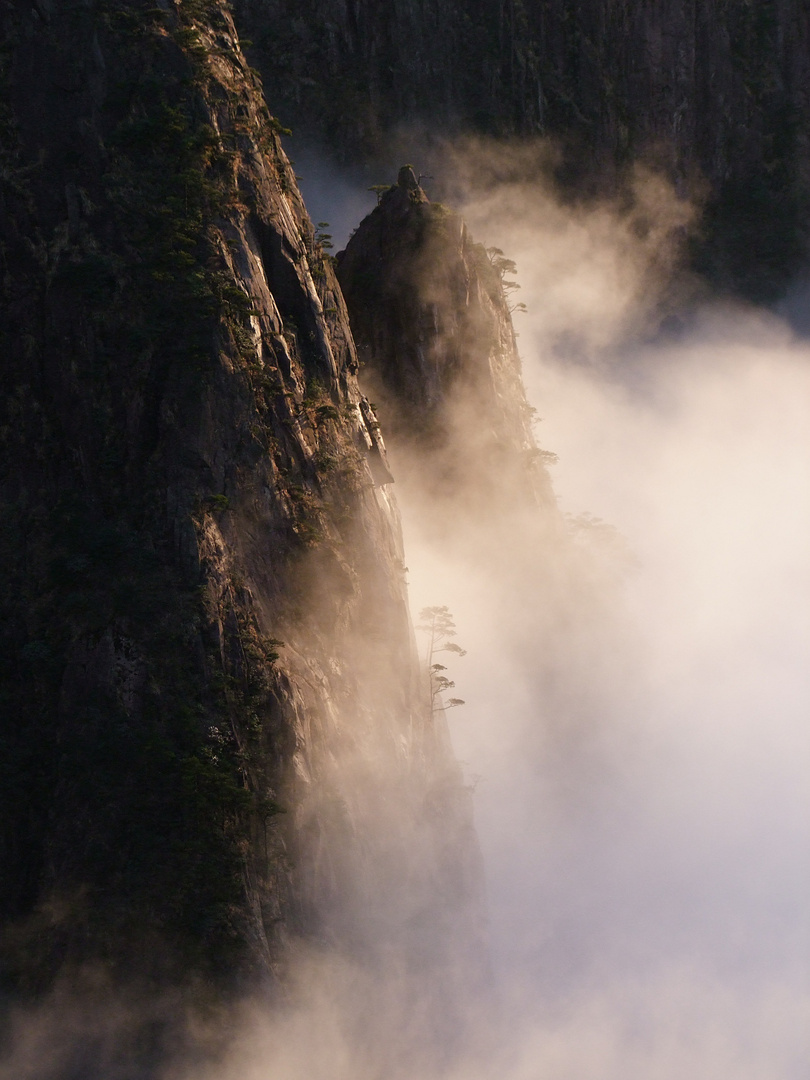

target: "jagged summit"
[233,0,810,301]
[397,164,420,190]
[337,168,556,512]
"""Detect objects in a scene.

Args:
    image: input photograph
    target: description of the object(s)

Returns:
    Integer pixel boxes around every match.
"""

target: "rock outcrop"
[337,166,557,519]
[0,0,485,1041]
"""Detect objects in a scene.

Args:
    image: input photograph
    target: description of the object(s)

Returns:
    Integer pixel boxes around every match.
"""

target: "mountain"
[0,0,485,1048]
[1,0,804,1074]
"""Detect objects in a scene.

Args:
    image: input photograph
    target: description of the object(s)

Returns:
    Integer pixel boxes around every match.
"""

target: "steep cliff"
[336,169,624,808]
[0,0,484,1034]
[233,0,810,300]
[337,166,557,520]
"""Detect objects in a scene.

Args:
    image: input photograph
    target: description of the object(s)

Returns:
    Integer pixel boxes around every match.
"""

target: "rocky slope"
[234,0,810,301]
[0,0,484,1042]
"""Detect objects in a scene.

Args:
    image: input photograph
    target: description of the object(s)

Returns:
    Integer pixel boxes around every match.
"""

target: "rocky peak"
[397,164,420,190]
[337,167,556,513]
[233,0,810,300]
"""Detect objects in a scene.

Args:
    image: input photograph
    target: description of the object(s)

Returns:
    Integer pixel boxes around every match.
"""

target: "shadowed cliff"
[0,3,486,1058]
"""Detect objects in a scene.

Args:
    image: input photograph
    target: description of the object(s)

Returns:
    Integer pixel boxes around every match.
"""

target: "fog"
[399,157,810,1077]
[403,321,810,1070]
[188,145,810,1078]
[4,147,809,1079]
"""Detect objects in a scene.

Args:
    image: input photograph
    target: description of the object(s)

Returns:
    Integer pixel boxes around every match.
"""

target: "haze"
[404,156,810,1078]
[4,144,808,1080]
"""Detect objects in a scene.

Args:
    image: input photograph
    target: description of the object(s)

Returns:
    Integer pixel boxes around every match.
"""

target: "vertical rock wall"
[0,0,484,1019]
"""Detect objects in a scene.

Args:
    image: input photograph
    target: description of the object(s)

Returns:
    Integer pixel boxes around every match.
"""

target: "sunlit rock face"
[0,0,485,1028]
[337,167,557,517]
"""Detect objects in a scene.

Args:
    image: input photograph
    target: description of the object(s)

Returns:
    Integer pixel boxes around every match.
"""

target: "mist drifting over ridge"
[2,0,809,1069]
[180,141,810,1077]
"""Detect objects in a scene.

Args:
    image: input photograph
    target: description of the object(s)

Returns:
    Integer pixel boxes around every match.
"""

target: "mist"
[5,145,809,1080]
[184,145,810,1079]
[399,156,810,1077]
[175,147,810,1079]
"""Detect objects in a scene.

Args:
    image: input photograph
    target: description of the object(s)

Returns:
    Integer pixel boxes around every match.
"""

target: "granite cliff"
[0,0,485,1055]
[2,0,790,1074]
[337,165,557,519]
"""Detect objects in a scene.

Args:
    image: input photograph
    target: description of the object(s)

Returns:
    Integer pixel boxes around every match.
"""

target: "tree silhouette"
[315,221,333,249]
[486,246,526,314]
[418,606,466,712]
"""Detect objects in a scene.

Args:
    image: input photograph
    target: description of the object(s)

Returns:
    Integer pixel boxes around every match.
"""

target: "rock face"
[234,0,810,300]
[337,167,556,518]
[0,0,484,1033]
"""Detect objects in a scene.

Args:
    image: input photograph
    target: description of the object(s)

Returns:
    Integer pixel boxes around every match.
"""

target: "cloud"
[396,140,810,1077]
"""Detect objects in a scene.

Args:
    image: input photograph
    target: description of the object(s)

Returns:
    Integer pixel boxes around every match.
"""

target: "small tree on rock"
[486,246,526,314]
[418,605,466,713]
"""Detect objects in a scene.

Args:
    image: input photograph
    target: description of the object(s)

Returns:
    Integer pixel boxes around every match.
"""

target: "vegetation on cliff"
[1,0,473,1005]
